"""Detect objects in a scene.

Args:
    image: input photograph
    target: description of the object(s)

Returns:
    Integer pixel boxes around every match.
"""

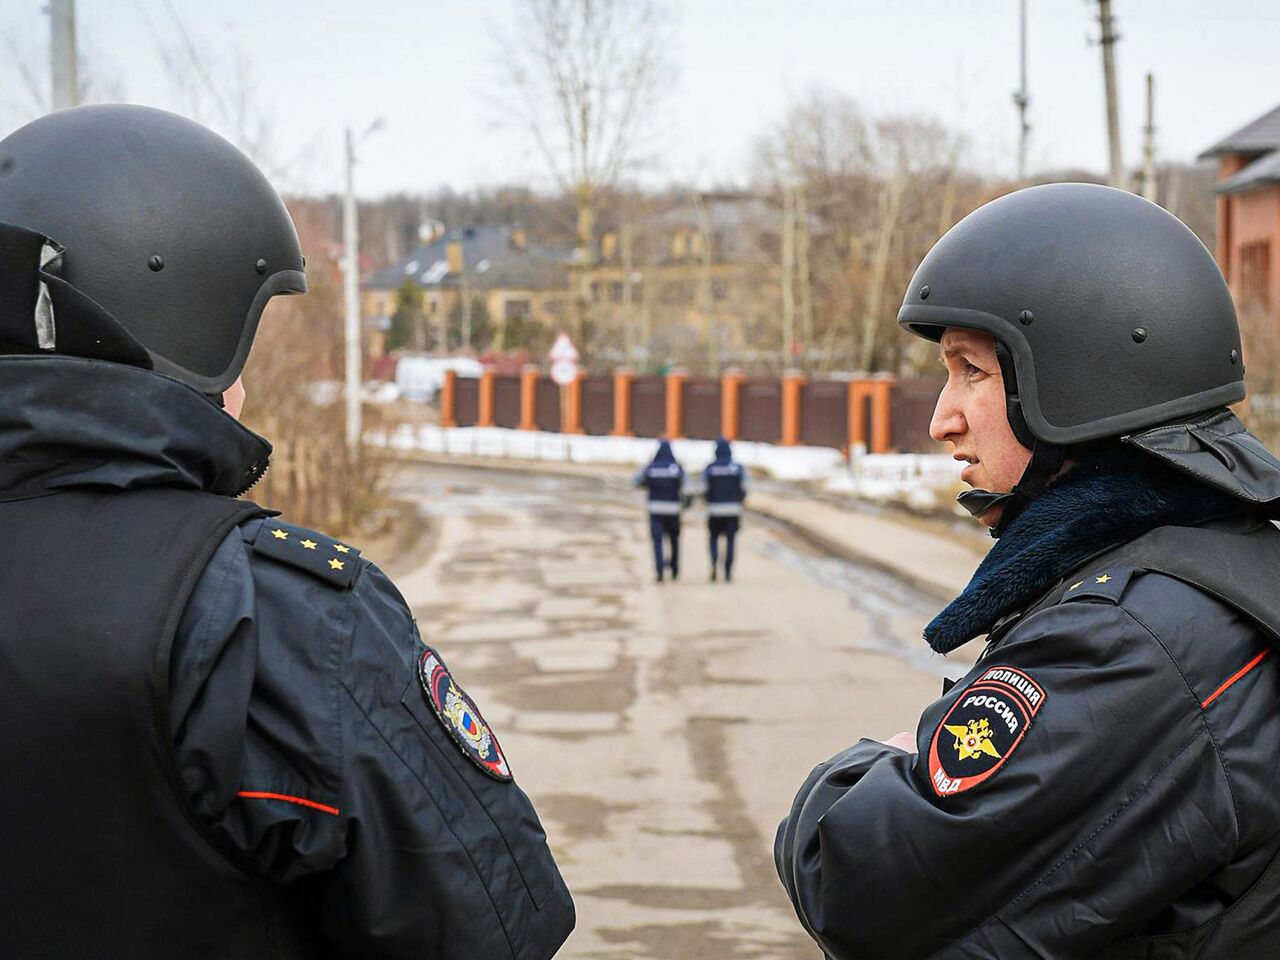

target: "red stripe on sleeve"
[1202,648,1273,709]
[236,790,340,816]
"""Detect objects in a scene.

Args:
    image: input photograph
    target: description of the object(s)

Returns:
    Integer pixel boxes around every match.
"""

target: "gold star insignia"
[328,558,345,571]
[300,539,318,550]
[1095,574,1112,584]
[334,544,351,554]
[1069,581,1084,591]
[271,528,289,540]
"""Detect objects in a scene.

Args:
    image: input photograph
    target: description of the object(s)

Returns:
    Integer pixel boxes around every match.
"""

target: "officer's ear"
[222,377,246,421]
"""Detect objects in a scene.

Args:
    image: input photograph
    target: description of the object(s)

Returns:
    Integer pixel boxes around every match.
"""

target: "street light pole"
[342,119,384,457]
[343,127,361,455]
[1141,72,1158,203]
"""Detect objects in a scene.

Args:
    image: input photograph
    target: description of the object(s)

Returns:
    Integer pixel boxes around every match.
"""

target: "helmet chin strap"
[955,341,1065,539]
[956,441,1066,538]
[956,487,1016,519]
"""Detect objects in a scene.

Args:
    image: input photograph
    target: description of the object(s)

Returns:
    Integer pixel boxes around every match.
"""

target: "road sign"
[548,332,579,363]
[550,359,579,386]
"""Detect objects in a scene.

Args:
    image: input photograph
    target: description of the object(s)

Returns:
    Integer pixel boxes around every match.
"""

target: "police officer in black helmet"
[776,183,1280,958]
[0,105,574,959]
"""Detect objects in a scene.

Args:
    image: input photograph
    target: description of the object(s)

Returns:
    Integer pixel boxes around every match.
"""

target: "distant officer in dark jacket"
[0,106,573,960]
[776,183,1280,959]
[703,437,747,581]
[635,439,687,581]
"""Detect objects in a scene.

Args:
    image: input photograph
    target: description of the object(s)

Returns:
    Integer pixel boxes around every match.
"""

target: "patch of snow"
[367,425,959,497]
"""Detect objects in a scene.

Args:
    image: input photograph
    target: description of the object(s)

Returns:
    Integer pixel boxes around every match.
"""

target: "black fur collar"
[924,448,1246,654]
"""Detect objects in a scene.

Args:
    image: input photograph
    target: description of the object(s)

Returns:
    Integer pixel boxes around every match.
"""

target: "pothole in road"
[654,634,770,693]
[536,793,636,842]
[501,668,638,714]
[595,915,814,960]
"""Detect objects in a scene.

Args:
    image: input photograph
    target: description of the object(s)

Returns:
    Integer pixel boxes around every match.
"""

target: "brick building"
[1201,105,1280,312]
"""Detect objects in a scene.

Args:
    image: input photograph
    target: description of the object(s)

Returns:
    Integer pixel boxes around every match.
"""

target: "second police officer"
[776,183,1280,958]
[702,437,748,582]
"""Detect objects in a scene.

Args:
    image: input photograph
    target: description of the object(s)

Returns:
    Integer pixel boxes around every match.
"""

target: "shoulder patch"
[250,520,362,589]
[928,665,1046,798]
[1058,565,1137,605]
[418,644,512,781]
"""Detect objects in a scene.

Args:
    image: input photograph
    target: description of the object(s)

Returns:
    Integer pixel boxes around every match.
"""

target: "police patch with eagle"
[418,645,512,782]
[928,665,1045,797]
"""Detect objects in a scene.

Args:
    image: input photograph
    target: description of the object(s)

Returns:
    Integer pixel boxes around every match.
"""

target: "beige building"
[577,193,785,368]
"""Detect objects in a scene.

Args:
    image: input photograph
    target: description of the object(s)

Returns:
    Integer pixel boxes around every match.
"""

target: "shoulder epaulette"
[249,519,362,589]
[1057,564,1138,606]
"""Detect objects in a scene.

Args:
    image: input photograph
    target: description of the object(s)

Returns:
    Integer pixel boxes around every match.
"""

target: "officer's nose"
[929,380,966,445]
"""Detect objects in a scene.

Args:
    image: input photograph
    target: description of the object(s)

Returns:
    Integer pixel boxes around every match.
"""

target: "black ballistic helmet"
[0,104,305,394]
[898,182,1244,447]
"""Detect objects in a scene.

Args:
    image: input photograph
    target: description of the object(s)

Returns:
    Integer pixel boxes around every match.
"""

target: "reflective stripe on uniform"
[707,502,743,517]
[647,500,682,515]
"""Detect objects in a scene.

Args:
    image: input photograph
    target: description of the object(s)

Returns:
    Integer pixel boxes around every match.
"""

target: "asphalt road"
[378,462,974,960]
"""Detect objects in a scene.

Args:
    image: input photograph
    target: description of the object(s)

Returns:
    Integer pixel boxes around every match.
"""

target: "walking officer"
[635,439,687,582]
[776,183,1280,958]
[703,437,747,581]
[0,105,574,959]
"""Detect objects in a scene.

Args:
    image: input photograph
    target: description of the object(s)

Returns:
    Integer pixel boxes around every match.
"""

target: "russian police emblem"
[928,665,1045,797]
[418,645,512,782]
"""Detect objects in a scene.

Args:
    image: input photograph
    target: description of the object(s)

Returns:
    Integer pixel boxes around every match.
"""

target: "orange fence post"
[846,378,874,452]
[781,370,806,446]
[519,364,540,431]
[612,370,634,436]
[870,374,895,453]
[477,370,495,427]
[563,372,584,435]
[720,369,745,440]
[664,369,687,439]
[440,369,458,428]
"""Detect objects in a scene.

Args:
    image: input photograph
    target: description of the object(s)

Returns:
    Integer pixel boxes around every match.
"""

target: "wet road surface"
[380,462,973,959]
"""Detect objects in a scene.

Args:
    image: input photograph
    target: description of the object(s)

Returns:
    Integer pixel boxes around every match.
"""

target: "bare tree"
[758,90,979,374]
[1238,303,1280,452]
[498,0,672,252]
[134,0,325,193]
[495,0,673,352]
[0,25,124,131]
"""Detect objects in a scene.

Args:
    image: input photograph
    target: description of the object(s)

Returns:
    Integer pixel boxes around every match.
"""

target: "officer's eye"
[964,362,984,379]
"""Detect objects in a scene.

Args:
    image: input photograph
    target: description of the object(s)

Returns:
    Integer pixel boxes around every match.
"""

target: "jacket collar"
[923,445,1251,654]
[0,355,271,500]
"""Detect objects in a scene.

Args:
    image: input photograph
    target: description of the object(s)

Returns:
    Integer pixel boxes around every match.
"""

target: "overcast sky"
[2,0,1278,198]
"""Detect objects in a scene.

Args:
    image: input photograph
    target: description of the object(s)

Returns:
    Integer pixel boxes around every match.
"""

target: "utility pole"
[343,127,362,455]
[1097,0,1125,188]
[1141,72,1157,203]
[796,182,813,363]
[1012,0,1030,180]
[49,0,78,111]
[780,185,796,368]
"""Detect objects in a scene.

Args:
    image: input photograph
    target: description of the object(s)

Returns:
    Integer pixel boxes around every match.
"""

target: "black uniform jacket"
[776,434,1280,959]
[0,356,575,959]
